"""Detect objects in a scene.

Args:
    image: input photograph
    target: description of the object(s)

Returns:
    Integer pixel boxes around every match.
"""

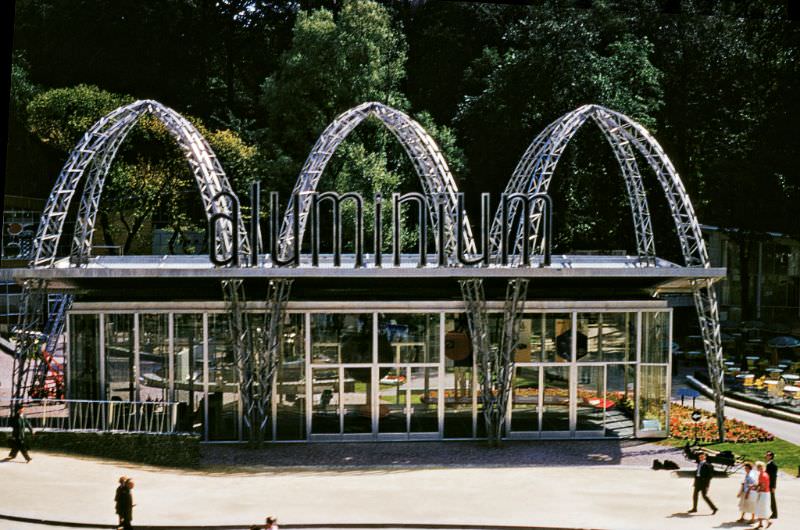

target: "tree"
[455,2,664,254]
[26,84,259,254]
[260,0,465,250]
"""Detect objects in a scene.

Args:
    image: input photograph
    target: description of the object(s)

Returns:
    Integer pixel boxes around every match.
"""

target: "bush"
[0,431,200,467]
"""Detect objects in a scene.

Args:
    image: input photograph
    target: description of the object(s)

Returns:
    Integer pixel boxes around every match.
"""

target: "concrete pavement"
[1,451,798,530]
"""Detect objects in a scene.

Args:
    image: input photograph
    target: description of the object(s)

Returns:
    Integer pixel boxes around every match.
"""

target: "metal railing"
[0,399,179,434]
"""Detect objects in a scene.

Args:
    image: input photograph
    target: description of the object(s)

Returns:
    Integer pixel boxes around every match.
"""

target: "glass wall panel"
[311,314,375,364]
[575,313,635,362]
[541,366,570,431]
[379,366,407,434]
[379,313,439,363]
[410,367,438,433]
[104,314,135,402]
[527,313,572,362]
[208,314,239,440]
[139,314,169,402]
[444,313,474,438]
[276,314,305,441]
[576,365,604,431]
[343,367,372,434]
[511,366,539,432]
[174,314,203,434]
[605,363,635,438]
[311,367,339,434]
[69,314,101,400]
[639,365,668,432]
[642,312,670,364]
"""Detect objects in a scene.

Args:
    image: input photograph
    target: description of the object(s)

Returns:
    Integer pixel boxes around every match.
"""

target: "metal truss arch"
[501,104,725,439]
[490,105,657,263]
[16,99,248,403]
[31,99,248,269]
[278,102,476,260]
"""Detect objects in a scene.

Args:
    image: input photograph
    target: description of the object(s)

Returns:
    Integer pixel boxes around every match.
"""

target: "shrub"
[0,431,200,467]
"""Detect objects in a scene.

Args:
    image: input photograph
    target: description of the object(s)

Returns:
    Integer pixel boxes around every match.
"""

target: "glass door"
[575,365,605,436]
[509,365,539,437]
[311,367,340,437]
[342,366,373,438]
[541,365,570,437]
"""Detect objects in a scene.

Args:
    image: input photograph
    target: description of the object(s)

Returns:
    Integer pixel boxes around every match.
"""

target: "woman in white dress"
[737,462,757,523]
[753,461,772,528]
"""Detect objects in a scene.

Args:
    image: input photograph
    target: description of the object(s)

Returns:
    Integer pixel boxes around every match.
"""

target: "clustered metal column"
[460,278,529,446]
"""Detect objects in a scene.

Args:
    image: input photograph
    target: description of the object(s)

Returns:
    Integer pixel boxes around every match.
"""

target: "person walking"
[265,516,278,530]
[114,476,128,528]
[737,462,757,523]
[765,451,778,519]
[688,452,717,514]
[4,404,34,462]
[115,477,134,530]
[753,461,772,528]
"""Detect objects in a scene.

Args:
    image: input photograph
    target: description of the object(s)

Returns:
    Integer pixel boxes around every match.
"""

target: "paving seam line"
[685,375,800,424]
[0,514,605,530]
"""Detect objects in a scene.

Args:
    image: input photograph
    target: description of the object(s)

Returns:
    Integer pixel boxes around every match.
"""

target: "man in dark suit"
[115,478,134,530]
[688,453,717,514]
[3,404,34,462]
[765,451,778,519]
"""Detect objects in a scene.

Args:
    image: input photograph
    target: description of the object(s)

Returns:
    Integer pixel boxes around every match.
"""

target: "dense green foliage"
[6,0,799,278]
[0,431,201,467]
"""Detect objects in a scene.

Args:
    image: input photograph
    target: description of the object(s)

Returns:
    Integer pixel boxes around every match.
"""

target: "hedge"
[0,431,201,467]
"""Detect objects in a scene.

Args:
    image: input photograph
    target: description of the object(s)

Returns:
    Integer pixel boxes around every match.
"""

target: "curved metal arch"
[489,105,656,262]
[32,99,248,269]
[278,101,475,260]
[501,104,725,438]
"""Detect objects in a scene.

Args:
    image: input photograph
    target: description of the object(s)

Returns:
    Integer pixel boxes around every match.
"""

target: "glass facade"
[67,305,671,441]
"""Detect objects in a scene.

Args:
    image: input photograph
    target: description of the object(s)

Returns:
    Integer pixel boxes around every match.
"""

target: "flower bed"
[670,404,774,443]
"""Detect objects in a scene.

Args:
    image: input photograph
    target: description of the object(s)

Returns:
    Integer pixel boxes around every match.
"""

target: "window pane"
[208,313,239,440]
[606,363,635,438]
[139,314,169,402]
[537,314,572,362]
[576,313,636,362]
[311,314,374,364]
[511,366,539,432]
[379,366,407,434]
[276,314,305,441]
[379,313,439,363]
[542,366,570,431]
[343,368,372,434]
[105,314,135,402]
[69,314,100,400]
[174,314,203,434]
[576,365,604,431]
[642,312,669,364]
[312,367,339,434]
[444,313,474,438]
[410,367,438,433]
[602,313,635,362]
[639,365,668,432]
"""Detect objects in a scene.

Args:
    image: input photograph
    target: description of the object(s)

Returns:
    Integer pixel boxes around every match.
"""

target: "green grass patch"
[661,436,800,472]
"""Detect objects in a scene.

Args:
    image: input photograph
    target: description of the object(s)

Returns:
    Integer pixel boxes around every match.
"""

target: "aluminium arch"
[497,104,726,437]
[278,101,476,260]
[15,99,248,401]
[32,99,249,269]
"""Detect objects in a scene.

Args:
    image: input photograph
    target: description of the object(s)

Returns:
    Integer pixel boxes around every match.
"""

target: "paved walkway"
[1,447,798,530]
